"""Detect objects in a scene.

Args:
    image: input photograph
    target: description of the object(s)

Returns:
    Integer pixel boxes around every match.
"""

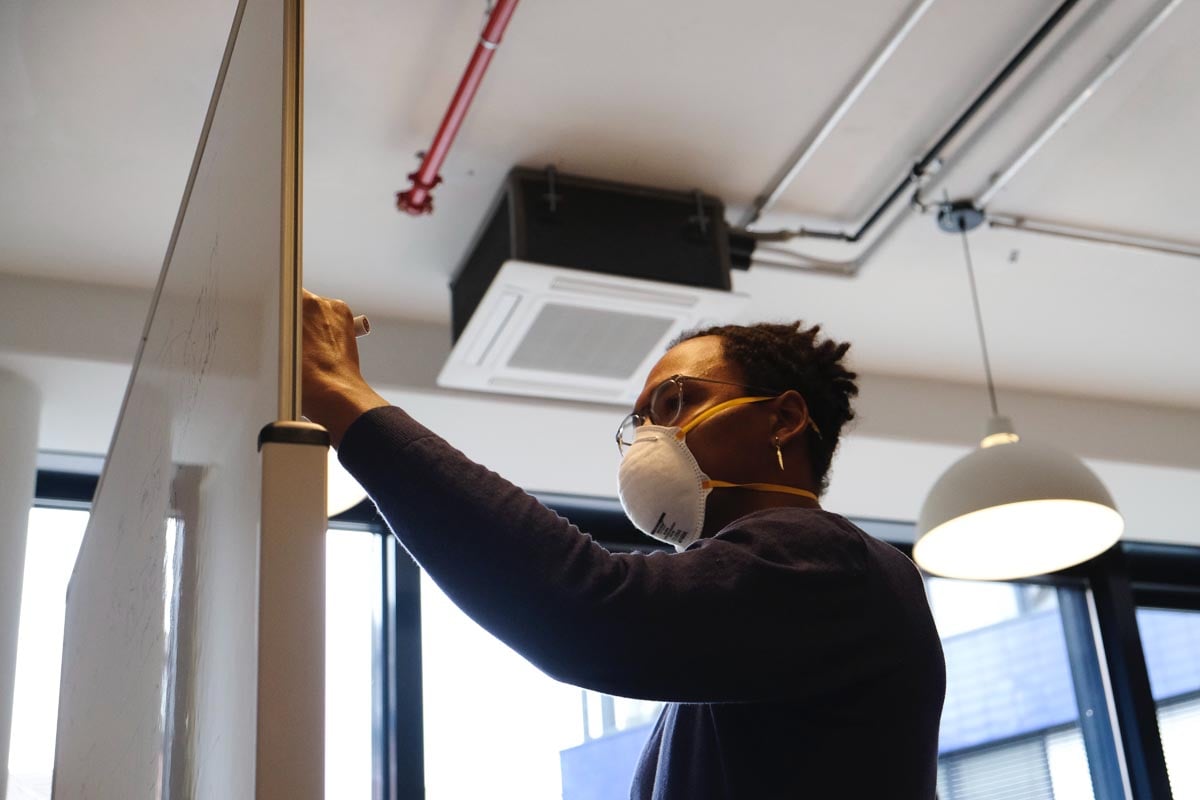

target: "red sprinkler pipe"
[397,0,522,215]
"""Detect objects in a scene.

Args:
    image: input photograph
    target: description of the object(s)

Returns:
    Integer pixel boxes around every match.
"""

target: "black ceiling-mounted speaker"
[439,167,748,406]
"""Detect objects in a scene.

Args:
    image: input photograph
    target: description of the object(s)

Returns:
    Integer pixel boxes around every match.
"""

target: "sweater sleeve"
[339,405,890,703]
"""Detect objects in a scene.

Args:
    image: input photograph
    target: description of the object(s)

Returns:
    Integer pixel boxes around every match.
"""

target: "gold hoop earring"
[773,437,785,471]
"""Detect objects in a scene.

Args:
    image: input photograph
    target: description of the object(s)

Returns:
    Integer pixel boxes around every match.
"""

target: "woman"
[303,290,945,799]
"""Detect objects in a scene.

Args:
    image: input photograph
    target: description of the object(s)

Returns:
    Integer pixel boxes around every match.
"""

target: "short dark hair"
[674,322,858,494]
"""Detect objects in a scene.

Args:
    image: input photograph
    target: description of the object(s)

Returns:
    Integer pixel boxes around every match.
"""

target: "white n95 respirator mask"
[617,396,817,551]
[617,423,711,550]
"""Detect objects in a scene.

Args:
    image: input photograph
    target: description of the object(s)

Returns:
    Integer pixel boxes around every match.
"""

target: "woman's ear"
[772,390,813,445]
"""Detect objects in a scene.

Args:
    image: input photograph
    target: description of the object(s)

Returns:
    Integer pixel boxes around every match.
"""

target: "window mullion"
[1087,548,1173,800]
[1058,586,1127,800]
[387,534,424,800]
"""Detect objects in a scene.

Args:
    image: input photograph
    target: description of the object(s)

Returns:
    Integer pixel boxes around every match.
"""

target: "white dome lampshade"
[914,416,1123,581]
[327,447,368,517]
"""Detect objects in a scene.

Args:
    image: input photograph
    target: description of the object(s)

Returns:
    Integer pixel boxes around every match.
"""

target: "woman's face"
[633,335,777,484]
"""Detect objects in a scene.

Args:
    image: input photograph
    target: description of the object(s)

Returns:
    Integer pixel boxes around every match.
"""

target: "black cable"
[957,219,1000,417]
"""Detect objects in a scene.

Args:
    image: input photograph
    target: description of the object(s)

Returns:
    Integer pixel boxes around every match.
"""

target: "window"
[1136,606,1200,798]
[928,577,1106,800]
[416,551,1144,800]
[6,507,88,799]
[6,497,381,800]
[561,692,662,799]
[16,484,1198,800]
[325,527,380,798]
[419,570,663,800]
[420,572,596,800]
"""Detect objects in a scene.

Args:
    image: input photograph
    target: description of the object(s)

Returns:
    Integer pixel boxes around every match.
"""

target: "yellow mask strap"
[704,481,818,502]
[676,395,775,438]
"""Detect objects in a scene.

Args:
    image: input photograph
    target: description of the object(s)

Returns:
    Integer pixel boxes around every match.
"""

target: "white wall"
[2,273,1198,546]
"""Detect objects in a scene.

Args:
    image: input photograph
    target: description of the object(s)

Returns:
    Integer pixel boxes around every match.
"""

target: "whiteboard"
[53,1,317,797]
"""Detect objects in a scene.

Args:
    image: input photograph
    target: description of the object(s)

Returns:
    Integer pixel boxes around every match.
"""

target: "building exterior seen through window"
[929,578,1097,800]
[1136,607,1200,798]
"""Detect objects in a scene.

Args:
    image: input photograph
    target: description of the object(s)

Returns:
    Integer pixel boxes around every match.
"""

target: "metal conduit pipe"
[985,214,1200,261]
[903,0,1193,264]
[736,0,939,229]
[737,0,1083,245]
[904,0,1116,209]
[974,0,1186,208]
[397,0,522,215]
[737,194,920,275]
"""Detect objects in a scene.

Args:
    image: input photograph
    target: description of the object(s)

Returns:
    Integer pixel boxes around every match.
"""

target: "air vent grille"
[506,304,674,379]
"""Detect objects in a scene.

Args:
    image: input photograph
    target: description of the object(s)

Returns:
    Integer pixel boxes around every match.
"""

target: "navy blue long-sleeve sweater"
[340,406,946,799]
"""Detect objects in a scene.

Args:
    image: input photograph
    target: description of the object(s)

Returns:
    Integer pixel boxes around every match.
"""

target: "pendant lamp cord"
[957,218,1000,417]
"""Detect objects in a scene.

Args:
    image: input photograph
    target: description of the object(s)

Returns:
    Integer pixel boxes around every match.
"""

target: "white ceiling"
[2,0,1199,412]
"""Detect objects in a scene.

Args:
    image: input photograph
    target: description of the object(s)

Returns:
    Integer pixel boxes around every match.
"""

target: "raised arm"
[338,406,882,703]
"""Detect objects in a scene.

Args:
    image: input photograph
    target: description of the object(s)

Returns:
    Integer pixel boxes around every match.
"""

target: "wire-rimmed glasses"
[615,374,779,454]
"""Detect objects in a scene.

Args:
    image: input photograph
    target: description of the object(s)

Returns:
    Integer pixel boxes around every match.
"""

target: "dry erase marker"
[353,315,370,337]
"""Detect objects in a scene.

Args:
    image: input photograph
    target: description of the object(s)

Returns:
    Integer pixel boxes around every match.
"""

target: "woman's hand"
[301,289,388,447]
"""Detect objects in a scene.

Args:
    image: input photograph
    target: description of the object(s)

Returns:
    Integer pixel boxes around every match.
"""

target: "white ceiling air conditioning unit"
[438,260,748,405]
[437,168,753,405]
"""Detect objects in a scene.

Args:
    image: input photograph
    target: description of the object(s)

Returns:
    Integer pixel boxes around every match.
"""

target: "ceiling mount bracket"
[937,201,986,234]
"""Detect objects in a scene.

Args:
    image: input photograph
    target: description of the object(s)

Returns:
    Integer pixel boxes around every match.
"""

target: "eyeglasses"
[615,374,779,454]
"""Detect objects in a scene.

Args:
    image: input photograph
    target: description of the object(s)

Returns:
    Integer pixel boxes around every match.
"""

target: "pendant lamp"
[912,202,1123,581]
